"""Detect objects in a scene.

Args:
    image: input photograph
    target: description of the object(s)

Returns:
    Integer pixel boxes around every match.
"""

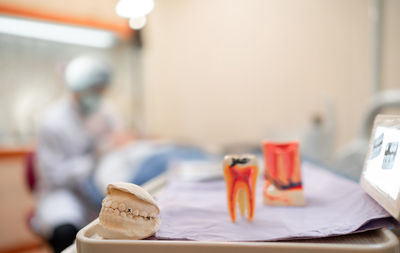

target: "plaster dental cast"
[98,182,161,239]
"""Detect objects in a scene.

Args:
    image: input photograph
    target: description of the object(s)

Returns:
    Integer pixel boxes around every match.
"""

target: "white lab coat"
[31,97,118,237]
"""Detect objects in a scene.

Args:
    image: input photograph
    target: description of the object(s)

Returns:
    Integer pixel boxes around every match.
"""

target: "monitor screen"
[361,114,400,221]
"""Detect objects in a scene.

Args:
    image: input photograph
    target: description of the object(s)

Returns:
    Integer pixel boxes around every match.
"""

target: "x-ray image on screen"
[370,133,384,160]
[382,142,398,170]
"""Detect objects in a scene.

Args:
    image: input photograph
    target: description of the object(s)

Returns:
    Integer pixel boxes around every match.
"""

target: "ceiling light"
[116,0,154,18]
[129,16,147,30]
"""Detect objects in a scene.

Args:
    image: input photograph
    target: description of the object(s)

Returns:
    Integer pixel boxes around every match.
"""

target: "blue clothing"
[86,144,212,207]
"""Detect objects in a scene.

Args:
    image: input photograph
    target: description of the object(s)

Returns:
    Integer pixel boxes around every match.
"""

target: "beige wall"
[144,0,400,148]
[382,0,400,90]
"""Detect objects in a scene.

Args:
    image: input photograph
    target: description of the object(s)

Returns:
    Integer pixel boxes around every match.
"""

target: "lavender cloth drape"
[155,162,397,241]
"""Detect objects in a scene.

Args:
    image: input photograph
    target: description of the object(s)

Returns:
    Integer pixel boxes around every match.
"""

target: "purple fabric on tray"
[155,162,397,241]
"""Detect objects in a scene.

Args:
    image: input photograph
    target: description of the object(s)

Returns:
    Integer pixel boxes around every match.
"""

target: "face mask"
[78,93,101,115]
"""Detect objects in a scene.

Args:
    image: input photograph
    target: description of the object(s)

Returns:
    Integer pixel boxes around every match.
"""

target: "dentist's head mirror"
[361,114,400,221]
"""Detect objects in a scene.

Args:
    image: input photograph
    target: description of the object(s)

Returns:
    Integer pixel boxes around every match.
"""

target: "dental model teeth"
[105,200,111,207]
[98,182,161,239]
[119,203,126,211]
[223,154,259,223]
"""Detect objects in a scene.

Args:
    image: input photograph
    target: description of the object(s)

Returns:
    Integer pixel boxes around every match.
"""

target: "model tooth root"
[228,185,237,222]
[246,185,255,221]
[238,188,247,217]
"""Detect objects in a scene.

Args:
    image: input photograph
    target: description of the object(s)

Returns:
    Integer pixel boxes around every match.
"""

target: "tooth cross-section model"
[98,182,161,239]
[262,141,305,206]
[223,154,258,223]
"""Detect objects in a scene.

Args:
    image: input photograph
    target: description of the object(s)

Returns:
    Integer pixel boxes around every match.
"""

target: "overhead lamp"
[115,0,154,30]
[129,16,147,30]
[116,0,154,18]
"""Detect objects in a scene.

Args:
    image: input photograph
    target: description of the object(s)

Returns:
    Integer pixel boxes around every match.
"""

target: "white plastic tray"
[76,218,399,253]
[75,174,400,253]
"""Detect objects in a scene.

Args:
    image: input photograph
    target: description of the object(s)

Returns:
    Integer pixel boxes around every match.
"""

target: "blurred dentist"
[32,56,121,253]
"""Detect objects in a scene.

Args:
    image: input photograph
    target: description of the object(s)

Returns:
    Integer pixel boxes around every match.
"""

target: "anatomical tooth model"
[223,154,258,223]
[98,182,161,239]
[262,141,305,206]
